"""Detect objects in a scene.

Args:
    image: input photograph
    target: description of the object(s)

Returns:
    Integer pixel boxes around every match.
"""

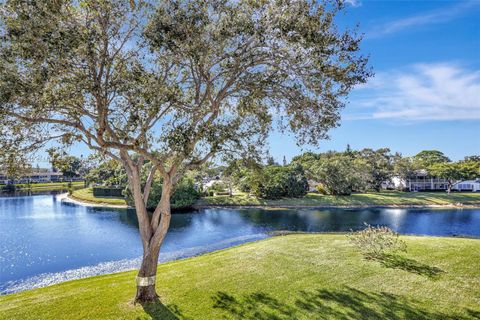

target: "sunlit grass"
[71,187,127,206]
[12,181,84,190]
[1,234,479,319]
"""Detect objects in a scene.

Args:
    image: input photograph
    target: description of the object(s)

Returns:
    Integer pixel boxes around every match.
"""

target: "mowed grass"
[11,181,84,190]
[198,191,480,207]
[1,234,479,319]
[71,187,127,206]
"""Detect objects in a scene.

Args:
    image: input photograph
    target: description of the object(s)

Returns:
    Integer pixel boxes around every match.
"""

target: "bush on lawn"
[347,223,407,259]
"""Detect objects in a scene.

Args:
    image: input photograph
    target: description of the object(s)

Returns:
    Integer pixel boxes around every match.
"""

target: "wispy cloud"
[348,63,480,121]
[344,0,361,7]
[367,1,480,39]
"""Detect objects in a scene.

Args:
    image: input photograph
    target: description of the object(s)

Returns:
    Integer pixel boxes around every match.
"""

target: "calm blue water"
[1,195,479,294]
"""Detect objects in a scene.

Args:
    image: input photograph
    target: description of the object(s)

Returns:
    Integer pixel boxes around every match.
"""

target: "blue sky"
[37,0,480,167]
[269,0,480,162]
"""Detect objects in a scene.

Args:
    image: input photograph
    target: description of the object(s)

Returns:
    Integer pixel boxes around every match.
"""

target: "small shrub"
[347,223,407,259]
[315,184,327,195]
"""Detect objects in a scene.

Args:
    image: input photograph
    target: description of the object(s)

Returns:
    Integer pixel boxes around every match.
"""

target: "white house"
[0,169,63,184]
[452,179,480,192]
[383,170,454,192]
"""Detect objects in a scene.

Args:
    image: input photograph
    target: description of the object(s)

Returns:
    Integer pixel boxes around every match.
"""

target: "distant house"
[452,179,480,192]
[384,170,452,192]
[406,169,450,191]
[0,169,63,184]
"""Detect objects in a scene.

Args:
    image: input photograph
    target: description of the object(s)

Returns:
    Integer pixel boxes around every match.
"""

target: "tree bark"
[133,176,172,304]
[135,248,160,302]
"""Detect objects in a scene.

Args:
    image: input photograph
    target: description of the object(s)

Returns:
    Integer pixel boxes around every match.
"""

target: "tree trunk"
[133,178,172,304]
[135,246,160,302]
[120,153,174,304]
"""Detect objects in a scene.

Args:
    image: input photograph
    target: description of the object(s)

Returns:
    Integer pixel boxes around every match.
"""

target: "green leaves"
[250,164,308,199]
[1,0,370,190]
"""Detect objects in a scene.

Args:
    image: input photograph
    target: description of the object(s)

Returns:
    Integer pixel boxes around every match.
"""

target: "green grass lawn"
[10,181,84,190]
[70,188,127,206]
[1,234,479,319]
[197,191,480,207]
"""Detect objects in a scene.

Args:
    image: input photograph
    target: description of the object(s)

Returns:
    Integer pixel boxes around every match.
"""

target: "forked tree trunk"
[133,178,172,304]
[120,153,174,304]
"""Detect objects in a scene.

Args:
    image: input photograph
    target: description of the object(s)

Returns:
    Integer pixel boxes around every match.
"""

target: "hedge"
[92,187,124,197]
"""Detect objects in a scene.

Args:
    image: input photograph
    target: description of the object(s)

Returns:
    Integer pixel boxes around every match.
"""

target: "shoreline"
[193,203,480,210]
[58,193,130,209]
[57,192,480,210]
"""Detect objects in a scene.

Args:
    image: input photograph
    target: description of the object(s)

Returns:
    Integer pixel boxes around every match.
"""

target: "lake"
[1,194,479,294]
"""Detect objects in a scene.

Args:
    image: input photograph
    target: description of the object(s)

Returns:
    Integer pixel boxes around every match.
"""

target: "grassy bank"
[1,234,479,319]
[197,191,480,207]
[70,188,127,206]
[3,181,84,191]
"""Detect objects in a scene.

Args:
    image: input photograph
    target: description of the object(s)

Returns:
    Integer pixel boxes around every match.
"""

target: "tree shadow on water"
[212,287,475,319]
[375,254,445,279]
[138,297,191,320]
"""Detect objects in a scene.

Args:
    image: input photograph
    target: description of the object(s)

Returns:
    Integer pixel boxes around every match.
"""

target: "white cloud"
[367,1,480,38]
[349,63,480,121]
[344,0,361,7]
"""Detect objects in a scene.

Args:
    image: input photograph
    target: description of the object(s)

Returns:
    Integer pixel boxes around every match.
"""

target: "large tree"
[355,148,393,192]
[0,0,370,302]
[428,162,464,194]
[310,152,361,195]
[414,150,450,168]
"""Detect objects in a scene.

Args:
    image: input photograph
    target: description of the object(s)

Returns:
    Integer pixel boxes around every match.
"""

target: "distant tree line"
[218,148,480,197]
[58,148,480,200]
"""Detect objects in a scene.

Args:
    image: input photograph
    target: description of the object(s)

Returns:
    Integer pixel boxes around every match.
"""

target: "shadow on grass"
[139,297,190,320]
[467,309,480,319]
[375,254,445,279]
[212,287,474,319]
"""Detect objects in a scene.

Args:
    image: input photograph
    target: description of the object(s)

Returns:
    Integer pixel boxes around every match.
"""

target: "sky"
[269,0,480,162]
[36,0,480,167]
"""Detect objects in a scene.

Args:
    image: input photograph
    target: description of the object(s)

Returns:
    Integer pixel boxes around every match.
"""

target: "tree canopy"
[413,150,450,168]
[0,0,371,302]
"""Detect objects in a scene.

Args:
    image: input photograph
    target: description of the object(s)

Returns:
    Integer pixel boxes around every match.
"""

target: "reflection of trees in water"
[0,189,68,197]
[236,209,315,231]
[234,208,390,233]
[0,195,35,213]
[114,208,139,228]
[109,209,197,230]
[438,209,474,225]
[79,206,480,236]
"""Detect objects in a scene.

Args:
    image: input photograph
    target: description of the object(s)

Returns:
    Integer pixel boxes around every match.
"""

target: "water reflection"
[1,195,479,294]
